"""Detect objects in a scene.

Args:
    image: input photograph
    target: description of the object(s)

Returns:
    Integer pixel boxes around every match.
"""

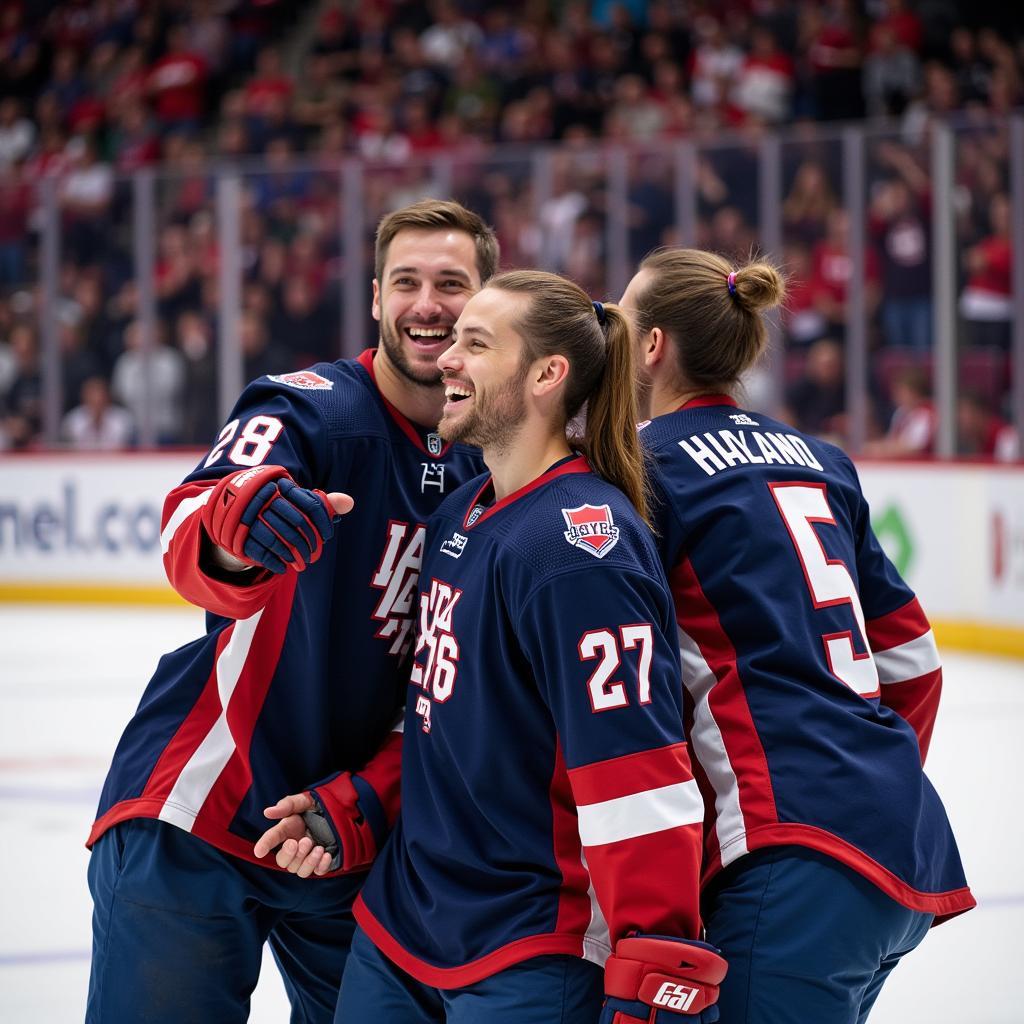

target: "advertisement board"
[1,454,1021,653]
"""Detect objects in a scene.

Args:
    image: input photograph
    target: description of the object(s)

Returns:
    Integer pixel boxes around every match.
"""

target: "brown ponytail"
[635,248,787,392]
[485,271,651,525]
[579,302,649,524]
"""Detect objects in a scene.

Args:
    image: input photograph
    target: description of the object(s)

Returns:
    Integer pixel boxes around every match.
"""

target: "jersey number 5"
[579,624,654,712]
[770,482,879,697]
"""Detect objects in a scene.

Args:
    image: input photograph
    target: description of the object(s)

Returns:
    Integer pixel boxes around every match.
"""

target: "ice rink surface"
[1,604,1019,1023]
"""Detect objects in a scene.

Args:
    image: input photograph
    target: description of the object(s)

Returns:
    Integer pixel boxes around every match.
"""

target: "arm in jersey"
[517,568,704,945]
[255,719,404,875]
[161,383,336,620]
[845,457,943,761]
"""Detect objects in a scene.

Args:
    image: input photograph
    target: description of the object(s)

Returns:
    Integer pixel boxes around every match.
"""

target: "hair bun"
[732,263,786,314]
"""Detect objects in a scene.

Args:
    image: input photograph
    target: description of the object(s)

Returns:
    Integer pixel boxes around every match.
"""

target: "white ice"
[0,604,1019,1022]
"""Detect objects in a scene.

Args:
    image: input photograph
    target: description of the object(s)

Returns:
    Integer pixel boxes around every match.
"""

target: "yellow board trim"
[0,587,1021,657]
[931,619,1024,660]
[0,582,190,607]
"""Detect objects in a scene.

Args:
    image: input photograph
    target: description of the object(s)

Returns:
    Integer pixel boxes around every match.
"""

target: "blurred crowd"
[0,0,1020,457]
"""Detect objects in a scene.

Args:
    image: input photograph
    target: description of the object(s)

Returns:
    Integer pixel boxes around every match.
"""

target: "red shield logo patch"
[561,503,620,559]
[268,370,334,390]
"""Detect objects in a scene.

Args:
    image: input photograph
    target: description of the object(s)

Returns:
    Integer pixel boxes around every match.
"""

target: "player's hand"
[201,465,354,575]
[253,792,334,878]
[600,936,727,1023]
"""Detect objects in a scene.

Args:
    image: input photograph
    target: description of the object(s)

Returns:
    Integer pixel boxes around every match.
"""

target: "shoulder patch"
[268,370,334,390]
[561,503,620,559]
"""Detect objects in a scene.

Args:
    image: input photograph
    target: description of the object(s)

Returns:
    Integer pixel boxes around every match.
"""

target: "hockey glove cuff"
[306,772,378,873]
[201,465,335,575]
[600,935,727,1024]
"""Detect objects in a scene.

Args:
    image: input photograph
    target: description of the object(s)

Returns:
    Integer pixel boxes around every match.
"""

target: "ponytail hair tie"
[592,300,607,326]
[727,272,737,297]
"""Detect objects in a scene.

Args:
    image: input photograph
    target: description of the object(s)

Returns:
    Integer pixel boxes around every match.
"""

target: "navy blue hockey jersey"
[355,456,705,986]
[89,351,485,868]
[641,395,974,922]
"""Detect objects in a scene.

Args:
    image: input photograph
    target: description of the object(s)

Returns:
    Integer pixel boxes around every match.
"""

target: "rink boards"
[0,452,1022,657]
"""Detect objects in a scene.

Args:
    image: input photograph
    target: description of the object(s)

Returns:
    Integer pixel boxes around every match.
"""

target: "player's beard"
[379,316,446,390]
[439,360,529,454]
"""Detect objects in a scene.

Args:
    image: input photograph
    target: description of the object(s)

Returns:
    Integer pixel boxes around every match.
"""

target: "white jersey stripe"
[679,627,748,866]
[577,779,702,847]
[874,629,941,685]
[158,608,265,830]
[160,489,213,554]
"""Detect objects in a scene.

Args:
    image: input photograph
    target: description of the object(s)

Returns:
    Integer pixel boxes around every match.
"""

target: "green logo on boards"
[873,504,914,577]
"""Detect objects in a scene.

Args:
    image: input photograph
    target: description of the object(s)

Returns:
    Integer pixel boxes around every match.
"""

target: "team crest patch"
[427,432,443,456]
[562,504,620,559]
[268,371,334,390]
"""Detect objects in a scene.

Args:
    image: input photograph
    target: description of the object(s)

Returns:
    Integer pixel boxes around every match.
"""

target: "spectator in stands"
[957,391,1013,458]
[863,22,921,116]
[239,307,290,381]
[420,0,484,69]
[734,25,795,124]
[783,159,838,246]
[58,136,114,266]
[784,336,847,442]
[111,318,186,445]
[811,207,882,342]
[176,309,219,446]
[61,374,134,450]
[803,0,865,121]
[870,143,932,350]
[0,322,42,450]
[0,98,35,169]
[782,241,829,348]
[58,313,103,416]
[960,191,1013,351]
[147,23,208,134]
[863,368,935,458]
[0,159,31,286]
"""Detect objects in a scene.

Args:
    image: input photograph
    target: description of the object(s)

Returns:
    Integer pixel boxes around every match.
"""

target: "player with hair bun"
[620,248,975,1023]
[274,269,726,1022]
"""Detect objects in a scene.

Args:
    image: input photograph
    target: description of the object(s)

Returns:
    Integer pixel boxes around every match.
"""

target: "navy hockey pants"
[86,818,365,1024]
[702,846,934,1024]
[334,926,605,1023]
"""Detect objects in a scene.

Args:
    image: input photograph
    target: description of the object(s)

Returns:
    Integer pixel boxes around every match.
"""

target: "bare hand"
[253,792,334,877]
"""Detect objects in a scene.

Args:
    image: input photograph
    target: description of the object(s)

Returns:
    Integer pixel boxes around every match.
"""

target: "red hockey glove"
[304,773,378,873]
[201,465,334,575]
[600,936,727,1024]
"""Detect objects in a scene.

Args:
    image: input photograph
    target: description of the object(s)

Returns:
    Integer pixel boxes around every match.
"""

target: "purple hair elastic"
[727,272,737,296]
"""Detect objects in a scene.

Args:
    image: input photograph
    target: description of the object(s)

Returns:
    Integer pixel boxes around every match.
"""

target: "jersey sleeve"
[845,457,943,761]
[516,567,704,945]
[160,380,333,620]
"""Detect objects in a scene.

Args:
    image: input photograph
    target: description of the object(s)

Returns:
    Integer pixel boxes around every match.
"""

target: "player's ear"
[371,278,381,322]
[532,354,569,397]
[645,326,668,370]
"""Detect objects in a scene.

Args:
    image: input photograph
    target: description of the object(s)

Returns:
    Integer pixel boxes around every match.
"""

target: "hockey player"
[85,200,496,1023]
[316,270,725,1023]
[619,248,975,1023]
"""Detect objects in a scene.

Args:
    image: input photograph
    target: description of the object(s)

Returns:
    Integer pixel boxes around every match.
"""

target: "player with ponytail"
[621,249,974,1024]
[322,269,725,1022]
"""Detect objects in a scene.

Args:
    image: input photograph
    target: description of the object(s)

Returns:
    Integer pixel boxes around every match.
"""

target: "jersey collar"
[358,348,452,458]
[463,454,590,530]
[677,394,738,411]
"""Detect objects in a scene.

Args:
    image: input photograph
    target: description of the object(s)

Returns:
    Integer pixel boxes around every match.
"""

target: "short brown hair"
[374,199,499,284]
[635,248,786,391]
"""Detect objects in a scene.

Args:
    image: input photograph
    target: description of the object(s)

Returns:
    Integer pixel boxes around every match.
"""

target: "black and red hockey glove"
[600,935,727,1024]
[201,465,335,575]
